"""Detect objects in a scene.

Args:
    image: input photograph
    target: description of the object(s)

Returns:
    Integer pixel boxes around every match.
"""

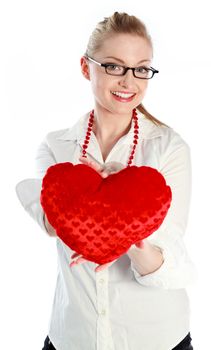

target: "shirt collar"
[56,109,164,144]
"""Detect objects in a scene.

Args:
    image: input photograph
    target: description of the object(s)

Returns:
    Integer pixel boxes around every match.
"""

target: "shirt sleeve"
[127,132,198,289]
[15,138,57,233]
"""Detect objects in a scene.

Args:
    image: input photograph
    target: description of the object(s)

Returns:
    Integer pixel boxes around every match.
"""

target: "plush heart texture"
[40,163,172,264]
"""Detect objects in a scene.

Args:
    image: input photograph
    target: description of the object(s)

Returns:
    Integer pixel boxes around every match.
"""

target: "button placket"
[96,270,108,316]
[96,270,115,350]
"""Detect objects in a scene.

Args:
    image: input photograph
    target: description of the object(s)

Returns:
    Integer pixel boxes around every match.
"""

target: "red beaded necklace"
[81,108,139,167]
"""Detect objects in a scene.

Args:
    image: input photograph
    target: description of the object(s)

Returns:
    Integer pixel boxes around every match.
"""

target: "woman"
[16,12,196,350]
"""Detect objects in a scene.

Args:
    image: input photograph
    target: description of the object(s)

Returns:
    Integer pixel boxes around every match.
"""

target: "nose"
[118,69,135,88]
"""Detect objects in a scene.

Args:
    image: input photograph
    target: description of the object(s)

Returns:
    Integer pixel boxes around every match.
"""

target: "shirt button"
[99,278,105,284]
[100,309,106,315]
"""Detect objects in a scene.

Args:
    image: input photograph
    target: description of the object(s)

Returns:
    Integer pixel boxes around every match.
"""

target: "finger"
[100,166,115,178]
[79,155,101,169]
[100,162,125,178]
[95,262,112,272]
[79,156,104,173]
[100,171,109,178]
[76,257,87,264]
[70,252,82,267]
[71,252,80,259]
[69,257,87,267]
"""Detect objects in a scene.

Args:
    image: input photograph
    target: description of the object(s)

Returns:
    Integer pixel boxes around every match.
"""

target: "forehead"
[96,33,152,62]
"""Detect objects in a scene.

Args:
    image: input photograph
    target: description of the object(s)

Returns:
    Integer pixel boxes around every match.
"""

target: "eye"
[106,64,123,71]
[135,66,150,73]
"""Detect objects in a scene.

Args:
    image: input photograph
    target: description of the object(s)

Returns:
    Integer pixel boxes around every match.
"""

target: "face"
[81,33,153,116]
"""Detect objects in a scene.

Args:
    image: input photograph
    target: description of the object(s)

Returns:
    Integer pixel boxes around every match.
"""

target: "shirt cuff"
[129,242,198,289]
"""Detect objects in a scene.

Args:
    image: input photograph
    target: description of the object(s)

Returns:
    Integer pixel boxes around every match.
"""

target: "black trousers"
[42,332,193,349]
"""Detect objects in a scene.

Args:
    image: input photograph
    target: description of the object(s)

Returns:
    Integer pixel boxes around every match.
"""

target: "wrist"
[127,241,164,276]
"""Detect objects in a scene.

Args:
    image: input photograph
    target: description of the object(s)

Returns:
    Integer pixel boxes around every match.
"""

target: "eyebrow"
[103,56,151,64]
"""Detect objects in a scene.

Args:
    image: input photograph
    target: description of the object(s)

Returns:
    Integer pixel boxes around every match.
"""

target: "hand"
[127,239,164,276]
[69,252,117,272]
[130,239,160,252]
[69,241,144,272]
[79,155,125,178]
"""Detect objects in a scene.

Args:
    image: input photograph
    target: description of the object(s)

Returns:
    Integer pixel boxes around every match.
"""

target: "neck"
[92,107,134,144]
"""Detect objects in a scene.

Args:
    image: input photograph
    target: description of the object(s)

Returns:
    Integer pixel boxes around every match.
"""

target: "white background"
[1,0,210,349]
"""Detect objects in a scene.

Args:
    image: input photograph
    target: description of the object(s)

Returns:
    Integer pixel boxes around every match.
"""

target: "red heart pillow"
[40,163,172,264]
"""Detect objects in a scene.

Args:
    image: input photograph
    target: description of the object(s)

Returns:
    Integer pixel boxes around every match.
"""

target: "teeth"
[111,91,135,98]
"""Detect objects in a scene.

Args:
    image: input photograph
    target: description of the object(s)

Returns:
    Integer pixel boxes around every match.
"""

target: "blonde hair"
[85,11,168,127]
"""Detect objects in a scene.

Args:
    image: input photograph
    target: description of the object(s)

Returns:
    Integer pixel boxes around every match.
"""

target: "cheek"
[141,80,148,90]
[90,75,110,95]
[139,81,148,96]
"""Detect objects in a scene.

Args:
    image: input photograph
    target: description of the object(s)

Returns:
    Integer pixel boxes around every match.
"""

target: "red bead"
[80,108,140,166]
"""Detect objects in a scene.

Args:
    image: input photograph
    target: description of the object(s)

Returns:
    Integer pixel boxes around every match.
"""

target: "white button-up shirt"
[16,109,197,350]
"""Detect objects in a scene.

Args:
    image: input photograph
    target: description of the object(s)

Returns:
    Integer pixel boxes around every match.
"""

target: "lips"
[111,91,136,102]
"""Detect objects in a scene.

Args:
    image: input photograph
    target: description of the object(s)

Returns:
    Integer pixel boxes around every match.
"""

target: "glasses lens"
[105,64,125,75]
[134,67,153,79]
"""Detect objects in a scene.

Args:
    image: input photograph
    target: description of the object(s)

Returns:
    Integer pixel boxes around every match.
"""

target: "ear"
[80,56,90,80]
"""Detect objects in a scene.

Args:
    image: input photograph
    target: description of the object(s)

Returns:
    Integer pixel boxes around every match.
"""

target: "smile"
[111,91,136,102]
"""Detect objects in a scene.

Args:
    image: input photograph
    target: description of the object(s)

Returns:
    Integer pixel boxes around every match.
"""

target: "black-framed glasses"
[84,55,159,79]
